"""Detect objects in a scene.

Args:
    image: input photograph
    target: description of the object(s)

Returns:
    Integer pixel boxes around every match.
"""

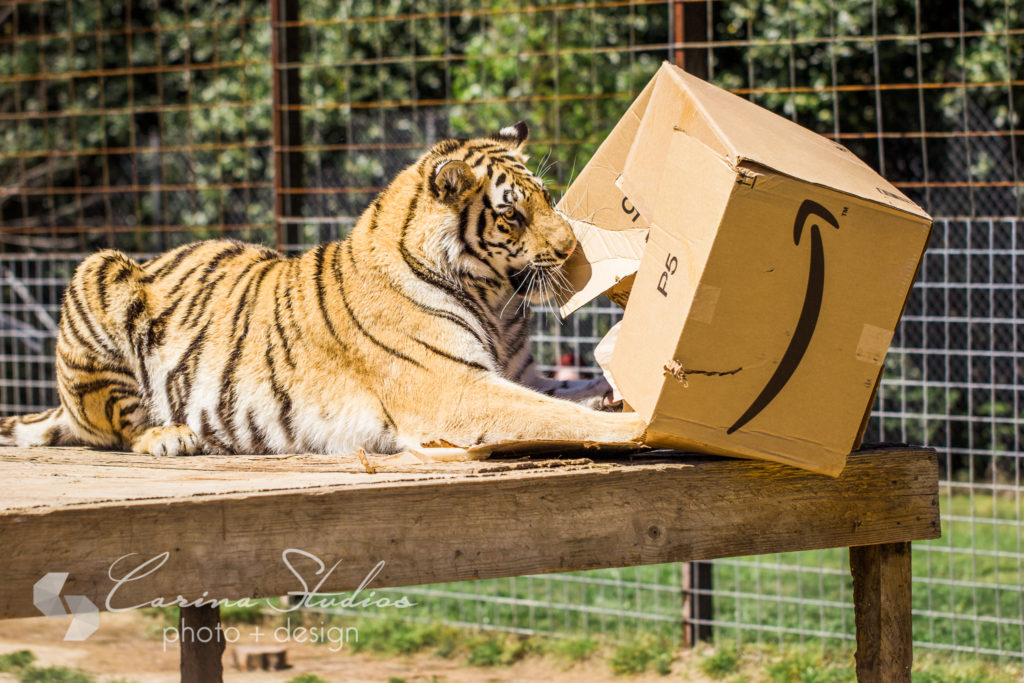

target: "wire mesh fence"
[1,0,1021,661]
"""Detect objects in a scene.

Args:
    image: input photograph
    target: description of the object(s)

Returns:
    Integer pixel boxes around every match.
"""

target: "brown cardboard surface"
[555,61,932,475]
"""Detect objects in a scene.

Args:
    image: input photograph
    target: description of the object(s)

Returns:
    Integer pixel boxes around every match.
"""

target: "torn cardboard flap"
[411,439,644,463]
[559,219,648,316]
[556,75,658,317]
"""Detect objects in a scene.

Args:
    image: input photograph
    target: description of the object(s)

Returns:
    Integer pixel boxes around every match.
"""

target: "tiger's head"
[419,122,576,303]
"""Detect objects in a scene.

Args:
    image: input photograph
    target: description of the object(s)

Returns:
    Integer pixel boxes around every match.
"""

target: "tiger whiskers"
[533,149,556,185]
[499,263,536,319]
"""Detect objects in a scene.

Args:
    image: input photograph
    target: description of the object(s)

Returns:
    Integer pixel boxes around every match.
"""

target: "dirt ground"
[0,612,711,682]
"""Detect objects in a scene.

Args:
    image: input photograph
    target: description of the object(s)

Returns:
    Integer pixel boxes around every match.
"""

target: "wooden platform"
[0,445,940,682]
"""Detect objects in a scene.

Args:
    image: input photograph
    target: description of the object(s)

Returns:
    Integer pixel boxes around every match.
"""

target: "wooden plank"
[0,446,610,511]
[179,605,225,683]
[0,448,938,620]
[850,542,913,682]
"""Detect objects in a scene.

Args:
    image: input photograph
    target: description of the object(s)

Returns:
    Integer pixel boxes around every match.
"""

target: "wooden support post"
[681,560,714,647]
[850,542,913,682]
[179,605,225,683]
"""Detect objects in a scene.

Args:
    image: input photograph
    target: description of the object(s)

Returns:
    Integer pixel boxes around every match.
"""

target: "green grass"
[340,616,460,658]
[608,634,674,675]
[765,647,853,683]
[700,645,740,679]
[16,669,95,683]
[0,651,106,683]
[0,650,35,672]
[543,636,600,662]
[314,562,684,640]
[710,492,1022,657]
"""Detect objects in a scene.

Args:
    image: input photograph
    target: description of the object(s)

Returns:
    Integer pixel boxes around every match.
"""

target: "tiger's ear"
[492,121,529,151]
[429,159,477,206]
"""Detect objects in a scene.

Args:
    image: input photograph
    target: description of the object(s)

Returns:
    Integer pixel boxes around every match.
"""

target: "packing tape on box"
[855,324,894,365]
[689,282,721,324]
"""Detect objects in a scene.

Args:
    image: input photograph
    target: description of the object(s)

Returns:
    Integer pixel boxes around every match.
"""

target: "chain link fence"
[1,0,1021,661]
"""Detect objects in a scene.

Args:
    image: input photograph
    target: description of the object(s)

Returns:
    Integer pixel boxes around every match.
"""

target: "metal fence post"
[672,0,709,80]
[681,560,714,647]
[271,0,303,252]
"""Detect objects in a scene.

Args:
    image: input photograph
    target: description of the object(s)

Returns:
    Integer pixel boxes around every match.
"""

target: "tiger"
[0,122,647,457]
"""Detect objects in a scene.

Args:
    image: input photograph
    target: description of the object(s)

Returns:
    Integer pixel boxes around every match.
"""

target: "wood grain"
[0,447,939,620]
[851,542,914,682]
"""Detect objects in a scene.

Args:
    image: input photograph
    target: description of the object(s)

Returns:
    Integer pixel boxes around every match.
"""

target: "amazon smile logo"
[727,199,840,435]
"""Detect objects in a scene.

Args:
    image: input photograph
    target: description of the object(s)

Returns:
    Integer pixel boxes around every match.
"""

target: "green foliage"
[766,647,852,683]
[912,654,1022,683]
[465,637,505,667]
[0,650,35,672]
[448,0,667,190]
[286,675,330,683]
[608,634,674,676]
[344,616,459,658]
[16,667,95,683]
[463,633,532,667]
[544,636,600,662]
[700,645,741,679]
[3,0,1018,248]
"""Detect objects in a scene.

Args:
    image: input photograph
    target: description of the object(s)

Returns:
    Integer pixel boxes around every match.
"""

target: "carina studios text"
[103,549,417,612]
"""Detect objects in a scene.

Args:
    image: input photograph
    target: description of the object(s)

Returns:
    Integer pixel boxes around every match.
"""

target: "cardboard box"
[557,62,932,476]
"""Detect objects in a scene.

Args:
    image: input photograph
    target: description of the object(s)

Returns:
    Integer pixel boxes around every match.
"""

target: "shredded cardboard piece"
[663,360,690,387]
[406,447,483,463]
[354,448,376,474]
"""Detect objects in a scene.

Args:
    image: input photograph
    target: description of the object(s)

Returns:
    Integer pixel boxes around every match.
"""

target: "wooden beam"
[850,542,913,682]
[179,605,225,683]
[0,448,938,620]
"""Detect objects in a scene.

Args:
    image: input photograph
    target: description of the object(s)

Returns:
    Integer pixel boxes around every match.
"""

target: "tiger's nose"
[553,243,575,261]
[551,230,577,261]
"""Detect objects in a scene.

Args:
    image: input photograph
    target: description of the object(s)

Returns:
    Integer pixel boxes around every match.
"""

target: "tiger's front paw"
[132,425,201,457]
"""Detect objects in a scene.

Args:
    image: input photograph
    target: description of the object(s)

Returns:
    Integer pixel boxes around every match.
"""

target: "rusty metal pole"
[270,0,303,252]
[672,0,709,80]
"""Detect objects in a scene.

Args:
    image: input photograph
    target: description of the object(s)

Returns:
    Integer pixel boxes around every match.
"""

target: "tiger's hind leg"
[0,406,76,447]
[55,250,201,456]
